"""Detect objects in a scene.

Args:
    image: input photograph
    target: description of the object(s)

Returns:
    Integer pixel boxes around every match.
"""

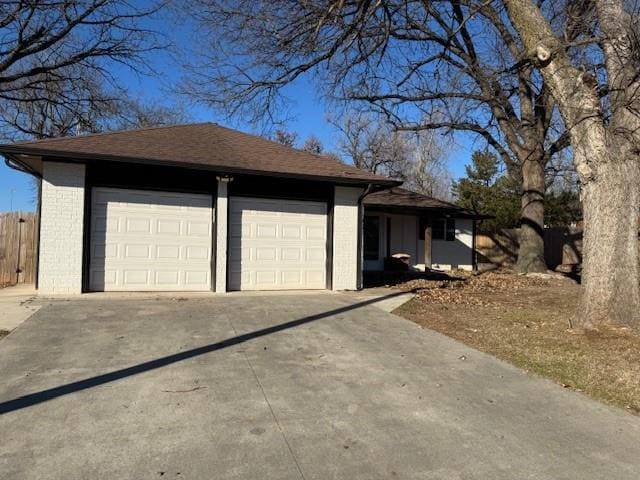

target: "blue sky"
[0,6,477,213]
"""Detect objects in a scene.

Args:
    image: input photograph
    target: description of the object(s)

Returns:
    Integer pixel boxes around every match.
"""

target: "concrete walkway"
[0,284,39,331]
[342,287,415,312]
[0,293,639,479]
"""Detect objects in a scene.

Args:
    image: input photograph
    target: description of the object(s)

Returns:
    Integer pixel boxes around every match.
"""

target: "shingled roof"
[0,122,399,186]
[364,187,485,218]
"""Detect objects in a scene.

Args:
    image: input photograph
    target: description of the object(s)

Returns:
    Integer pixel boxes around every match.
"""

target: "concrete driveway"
[1,293,639,480]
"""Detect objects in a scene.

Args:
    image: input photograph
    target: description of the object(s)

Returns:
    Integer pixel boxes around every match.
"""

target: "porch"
[362,188,484,273]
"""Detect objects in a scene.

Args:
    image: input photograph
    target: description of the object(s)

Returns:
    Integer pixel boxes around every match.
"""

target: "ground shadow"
[0,291,410,415]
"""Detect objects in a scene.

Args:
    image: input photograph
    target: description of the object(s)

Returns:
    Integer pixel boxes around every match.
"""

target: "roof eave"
[0,145,400,187]
[3,152,41,178]
[364,204,489,219]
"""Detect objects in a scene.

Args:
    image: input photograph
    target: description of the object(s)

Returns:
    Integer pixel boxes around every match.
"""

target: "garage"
[89,187,213,291]
[2,124,397,294]
[228,197,328,290]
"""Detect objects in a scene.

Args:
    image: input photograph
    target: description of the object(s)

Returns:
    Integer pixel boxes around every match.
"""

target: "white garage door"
[89,187,213,291]
[229,197,328,290]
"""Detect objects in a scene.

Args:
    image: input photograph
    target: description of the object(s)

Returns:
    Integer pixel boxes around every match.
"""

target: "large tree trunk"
[503,0,640,328]
[516,155,547,273]
[579,155,640,328]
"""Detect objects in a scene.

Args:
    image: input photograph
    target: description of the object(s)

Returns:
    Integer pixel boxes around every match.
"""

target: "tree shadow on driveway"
[0,291,409,415]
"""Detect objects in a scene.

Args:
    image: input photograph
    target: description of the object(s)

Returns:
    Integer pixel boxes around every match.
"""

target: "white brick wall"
[332,186,364,290]
[214,178,230,292]
[38,162,86,294]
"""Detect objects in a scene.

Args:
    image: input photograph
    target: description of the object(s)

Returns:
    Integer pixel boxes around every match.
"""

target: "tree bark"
[579,156,640,327]
[516,155,547,273]
[503,0,640,328]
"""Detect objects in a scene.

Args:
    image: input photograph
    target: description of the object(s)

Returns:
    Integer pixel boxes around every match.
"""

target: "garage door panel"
[155,271,180,286]
[90,187,213,292]
[186,221,211,237]
[255,270,277,286]
[156,245,180,260]
[281,248,300,261]
[281,270,302,285]
[282,225,302,239]
[185,270,209,285]
[306,226,326,240]
[255,224,277,239]
[306,270,325,284]
[255,247,277,261]
[123,270,149,285]
[229,197,327,291]
[157,219,181,235]
[185,245,210,260]
[124,244,152,259]
[305,247,326,262]
[125,218,152,234]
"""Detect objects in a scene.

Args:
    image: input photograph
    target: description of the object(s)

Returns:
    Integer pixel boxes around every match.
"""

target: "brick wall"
[214,178,228,292]
[332,186,363,290]
[38,162,85,294]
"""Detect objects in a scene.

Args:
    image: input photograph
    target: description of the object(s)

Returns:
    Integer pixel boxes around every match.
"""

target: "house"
[0,123,483,294]
[363,188,482,272]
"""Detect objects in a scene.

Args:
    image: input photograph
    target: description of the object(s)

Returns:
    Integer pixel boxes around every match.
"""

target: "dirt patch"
[394,271,640,414]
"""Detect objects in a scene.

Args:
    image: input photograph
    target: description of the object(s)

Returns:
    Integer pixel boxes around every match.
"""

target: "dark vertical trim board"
[472,219,478,271]
[326,186,335,290]
[81,164,92,293]
[210,181,218,292]
[35,177,42,290]
[386,216,391,258]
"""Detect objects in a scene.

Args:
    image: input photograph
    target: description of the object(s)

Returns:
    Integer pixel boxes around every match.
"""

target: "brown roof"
[364,187,484,218]
[0,122,399,186]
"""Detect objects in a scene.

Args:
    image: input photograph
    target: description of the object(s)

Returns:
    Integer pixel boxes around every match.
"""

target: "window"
[432,218,446,240]
[446,219,456,241]
[432,218,456,242]
[363,216,380,260]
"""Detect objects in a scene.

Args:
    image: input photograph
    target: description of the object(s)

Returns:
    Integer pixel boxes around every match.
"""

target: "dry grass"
[394,271,640,414]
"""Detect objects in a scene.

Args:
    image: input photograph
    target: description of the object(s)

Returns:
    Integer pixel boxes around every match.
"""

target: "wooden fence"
[476,227,583,270]
[0,212,38,286]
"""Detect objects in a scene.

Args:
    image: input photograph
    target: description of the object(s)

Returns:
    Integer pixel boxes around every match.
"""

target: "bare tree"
[407,128,454,201]
[182,0,573,274]
[111,99,189,131]
[333,112,453,199]
[0,0,161,140]
[302,135,323,154]
[0,65,116,140]
[272,129,298,147]
[501,0,640,327]
[0,71,188,141]
[333,112,412,177]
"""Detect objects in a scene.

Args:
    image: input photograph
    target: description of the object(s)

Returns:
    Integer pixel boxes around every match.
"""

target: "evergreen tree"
[453,151,520,232]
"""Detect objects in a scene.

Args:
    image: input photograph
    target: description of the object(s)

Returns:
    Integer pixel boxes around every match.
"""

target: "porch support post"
[423,216,432,270]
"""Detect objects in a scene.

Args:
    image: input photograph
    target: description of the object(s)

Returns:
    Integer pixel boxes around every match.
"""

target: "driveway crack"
[226,317,307,480]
